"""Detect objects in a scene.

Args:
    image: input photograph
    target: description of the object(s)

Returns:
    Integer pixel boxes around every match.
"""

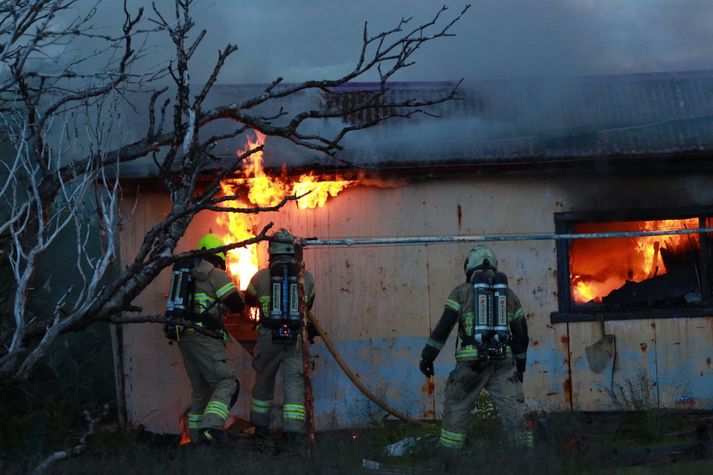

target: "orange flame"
[217,131,354,296]
[570,218,701,304]
[634,219,699,278]
[179,412,191,445]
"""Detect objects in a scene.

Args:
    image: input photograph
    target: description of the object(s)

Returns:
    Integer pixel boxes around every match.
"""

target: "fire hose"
[305,309,433,428]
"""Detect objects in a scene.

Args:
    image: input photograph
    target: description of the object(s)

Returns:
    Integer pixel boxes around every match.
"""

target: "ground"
[2,411,712,474]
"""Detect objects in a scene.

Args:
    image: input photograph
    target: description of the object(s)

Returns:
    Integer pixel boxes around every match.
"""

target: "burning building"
[115,70,713,434]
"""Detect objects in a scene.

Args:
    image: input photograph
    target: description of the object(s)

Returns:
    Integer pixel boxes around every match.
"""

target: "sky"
[70,0,713,85]
[181,0,713,85]
[52,0,713,165]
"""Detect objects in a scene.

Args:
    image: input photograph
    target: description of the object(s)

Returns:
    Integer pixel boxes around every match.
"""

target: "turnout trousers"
[178,332,237,437]
[440,358,532,449]
[250,326,306,433]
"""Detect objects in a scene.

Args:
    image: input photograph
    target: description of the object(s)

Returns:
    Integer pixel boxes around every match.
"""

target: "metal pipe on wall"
[301,227,713,247]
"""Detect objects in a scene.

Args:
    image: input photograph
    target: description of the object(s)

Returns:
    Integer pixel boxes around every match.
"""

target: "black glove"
[419,359,434,378]
[306,323,319,344]
[200,312,223,332]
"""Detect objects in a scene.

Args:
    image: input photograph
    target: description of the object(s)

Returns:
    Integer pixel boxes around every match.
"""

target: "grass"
[1,403,711,474]
[1,418,710,475]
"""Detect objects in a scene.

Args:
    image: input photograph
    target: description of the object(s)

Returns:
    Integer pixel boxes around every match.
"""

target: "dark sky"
[196,0,713,84]
[57,1,713,173]
[80,1,713,85]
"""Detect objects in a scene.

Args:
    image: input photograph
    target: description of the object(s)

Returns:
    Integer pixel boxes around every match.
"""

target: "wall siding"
[118,173,713,433]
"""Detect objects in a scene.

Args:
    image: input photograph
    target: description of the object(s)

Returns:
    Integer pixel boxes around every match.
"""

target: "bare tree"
[0,0,469,380]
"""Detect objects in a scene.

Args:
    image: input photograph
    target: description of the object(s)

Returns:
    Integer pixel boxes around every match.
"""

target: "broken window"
[552,207,713,322]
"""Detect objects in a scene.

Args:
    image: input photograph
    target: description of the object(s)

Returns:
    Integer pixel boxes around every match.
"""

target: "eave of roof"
[117,69,713,179]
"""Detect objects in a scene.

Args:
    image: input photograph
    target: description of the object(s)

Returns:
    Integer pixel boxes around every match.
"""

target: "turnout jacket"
[421,279,529,371]
[191,259,243,328]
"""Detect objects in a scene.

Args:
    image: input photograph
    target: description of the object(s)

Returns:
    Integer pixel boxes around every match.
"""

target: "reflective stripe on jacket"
[191,259,238,322]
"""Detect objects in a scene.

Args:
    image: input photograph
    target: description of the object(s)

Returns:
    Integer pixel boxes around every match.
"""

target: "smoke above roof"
[73,0,713,85]
[202,0,713,84]
[50,1,713,176]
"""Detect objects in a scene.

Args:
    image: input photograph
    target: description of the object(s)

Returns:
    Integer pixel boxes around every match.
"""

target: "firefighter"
[179,233,245,444]
[418,245,532,451]
[244,228,316,443]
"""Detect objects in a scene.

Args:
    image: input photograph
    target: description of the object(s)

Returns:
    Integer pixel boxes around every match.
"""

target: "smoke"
[76,0,713,85]
[202,0,713,84]
[37,0,713,173]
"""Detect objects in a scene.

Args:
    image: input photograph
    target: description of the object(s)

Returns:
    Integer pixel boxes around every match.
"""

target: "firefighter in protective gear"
[179,233,245,444]
[244,228,316,439]
[419,245,532,450]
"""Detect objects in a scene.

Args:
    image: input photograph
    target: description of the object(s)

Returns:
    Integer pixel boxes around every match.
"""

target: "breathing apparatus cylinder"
[471,270,512,359]
[473,271,491,346]
[268,262,302,343]
[166,260,194,320]
[492,271,510,344]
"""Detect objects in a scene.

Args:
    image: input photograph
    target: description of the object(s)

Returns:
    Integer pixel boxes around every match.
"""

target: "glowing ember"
[570,218,702,304]
[217,131,354,296]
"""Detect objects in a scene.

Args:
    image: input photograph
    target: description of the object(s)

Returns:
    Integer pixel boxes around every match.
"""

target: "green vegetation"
[1,385,710,474]
[0,324,115,471]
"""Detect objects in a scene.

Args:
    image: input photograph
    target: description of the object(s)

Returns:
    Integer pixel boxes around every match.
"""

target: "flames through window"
[554,209,713,320]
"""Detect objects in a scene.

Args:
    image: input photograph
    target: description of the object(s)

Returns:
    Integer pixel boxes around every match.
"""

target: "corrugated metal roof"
[118,70,713,178]
[324,70,713,168]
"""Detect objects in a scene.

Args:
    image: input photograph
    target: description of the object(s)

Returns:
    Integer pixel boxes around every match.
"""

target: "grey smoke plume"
[50,0,713,175]
[78,0,713,85]
[200,0,713,83]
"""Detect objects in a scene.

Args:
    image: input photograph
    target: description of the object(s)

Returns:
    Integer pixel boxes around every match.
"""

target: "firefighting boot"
[198,428,227,446]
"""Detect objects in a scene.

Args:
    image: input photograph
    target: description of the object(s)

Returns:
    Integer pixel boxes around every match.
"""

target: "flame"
[635,219,699,278]
[217,131,354,297]
[178,412,191,445]
[293,174,353,209]
[570,218,701,304]
[572,275,597,304]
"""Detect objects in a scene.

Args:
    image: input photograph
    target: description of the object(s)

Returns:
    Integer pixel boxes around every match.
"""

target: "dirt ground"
[3,411,713,474]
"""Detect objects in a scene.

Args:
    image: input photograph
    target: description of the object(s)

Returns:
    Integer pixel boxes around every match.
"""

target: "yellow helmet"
[197,233,226,261]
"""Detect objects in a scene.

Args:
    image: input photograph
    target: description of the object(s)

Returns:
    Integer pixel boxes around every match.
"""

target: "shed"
[116,69,713,434]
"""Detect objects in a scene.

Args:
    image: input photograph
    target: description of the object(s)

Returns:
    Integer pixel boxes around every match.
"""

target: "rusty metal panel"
[312,246,431,339]
[529,322,573,411]
[654,317,713,409]
[117,177,574,432]
[118,173,713,433]
[119,191,184,431]
[569,320,658,411]
[251,186,438,421]
[511,242,570,413]
[251,185,433,339]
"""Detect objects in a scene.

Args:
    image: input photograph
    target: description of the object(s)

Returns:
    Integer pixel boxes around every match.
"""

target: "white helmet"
[464,245,498,277]
[268,228,295,257]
